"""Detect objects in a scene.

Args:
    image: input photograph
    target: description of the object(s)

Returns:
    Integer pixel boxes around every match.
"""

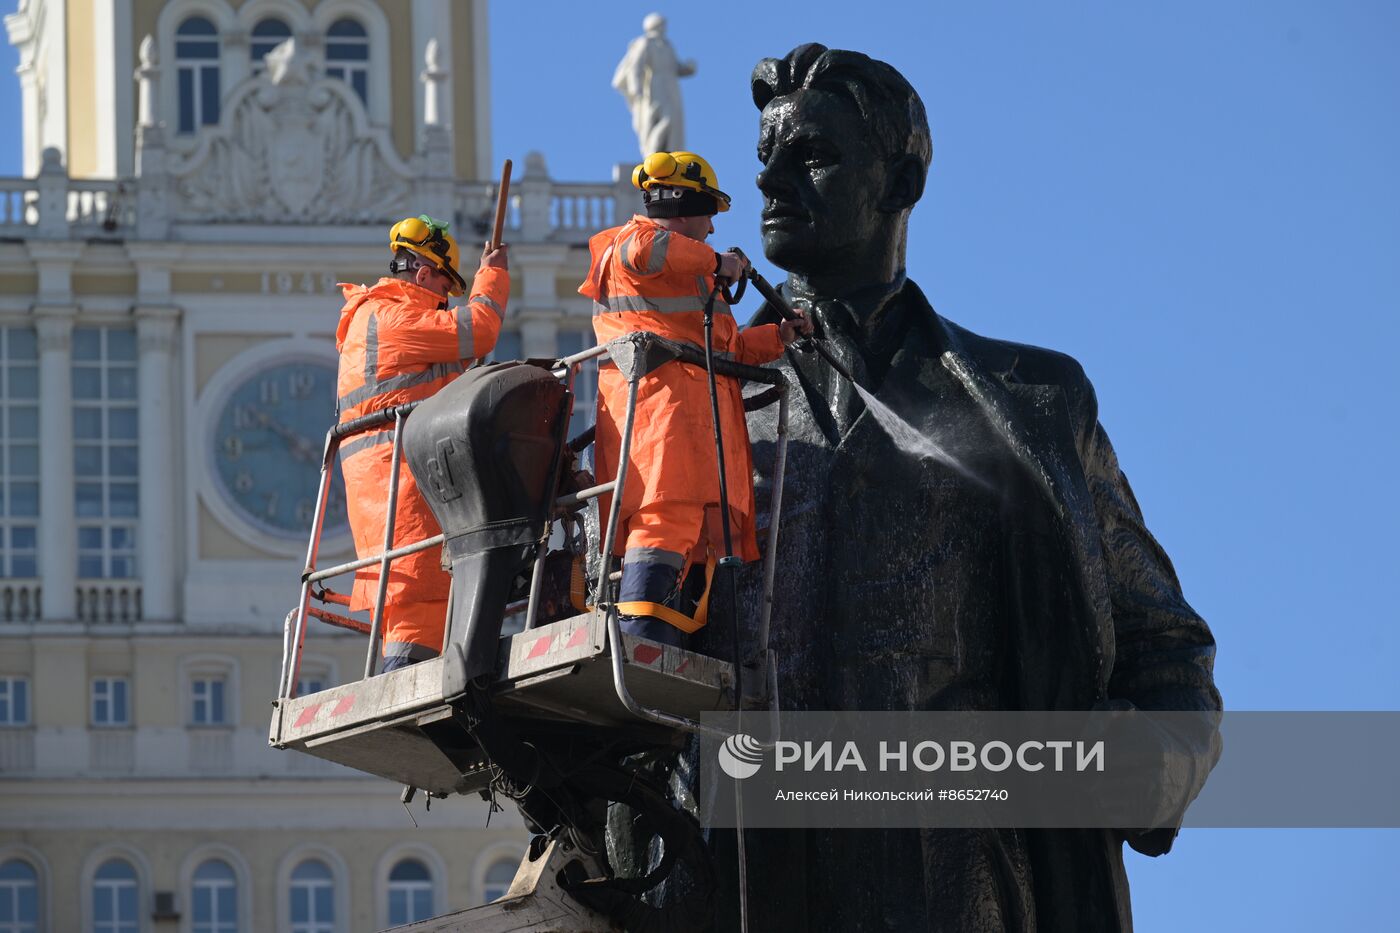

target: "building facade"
[0,1,630,929]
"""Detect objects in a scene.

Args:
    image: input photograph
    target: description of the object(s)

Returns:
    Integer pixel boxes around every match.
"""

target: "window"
[175,16,221,133]
[487,331,521,364]
[250,18,292,67]
[0,328,39,579]
[324,18,369,106]
[191,859,237,933]
[481,857,516,903]
[91,678,130,727]
[0,858,39,933]
[0,678,28,726]
[295,668,327,697]
[73,327,138,580]
[556,331,597,431]
[289,860,334,933]
[92,859,138,933]
[191,676,227,725]
[386,859,432,925]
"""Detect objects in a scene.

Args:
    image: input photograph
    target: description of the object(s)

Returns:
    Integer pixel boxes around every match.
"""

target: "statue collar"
[786,272,908,331]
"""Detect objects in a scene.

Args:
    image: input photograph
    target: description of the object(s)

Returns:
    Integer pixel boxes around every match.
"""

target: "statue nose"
[756,156,795,199]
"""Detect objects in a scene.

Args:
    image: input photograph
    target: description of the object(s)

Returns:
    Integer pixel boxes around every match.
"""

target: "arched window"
[289,860,334,933]
[386,859,432,925]
[92,859,139,933]
[324,18,369,106]
[191,859,237,933]
[482,857,517,903]
[0,859,39,933]
[250,17,292,69]
[175,16,220,134]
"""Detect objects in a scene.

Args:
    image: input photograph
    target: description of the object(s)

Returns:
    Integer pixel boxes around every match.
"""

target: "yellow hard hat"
[632,151,731,213]
[388,214,468,296]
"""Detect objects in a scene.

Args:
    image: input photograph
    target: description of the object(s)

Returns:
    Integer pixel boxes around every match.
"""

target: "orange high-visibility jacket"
[579,215,785,562]
[334,271,508,620]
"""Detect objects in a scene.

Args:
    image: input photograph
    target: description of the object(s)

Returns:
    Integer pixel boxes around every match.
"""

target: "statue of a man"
[689,44,1221,931]
[612,13,696,157]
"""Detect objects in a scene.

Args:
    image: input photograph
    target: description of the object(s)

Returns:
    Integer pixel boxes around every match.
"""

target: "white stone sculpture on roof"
[612,13,696,158]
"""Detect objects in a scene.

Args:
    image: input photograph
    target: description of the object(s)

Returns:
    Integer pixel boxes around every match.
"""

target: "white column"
[34,307,76,620]
[135,306,179,621]
[519,318,558,360]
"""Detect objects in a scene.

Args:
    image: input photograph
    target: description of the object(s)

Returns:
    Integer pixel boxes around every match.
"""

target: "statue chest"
[757,357,1035,711]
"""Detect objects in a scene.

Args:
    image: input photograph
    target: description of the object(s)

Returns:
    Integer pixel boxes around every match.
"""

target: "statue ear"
[879,155,926,213]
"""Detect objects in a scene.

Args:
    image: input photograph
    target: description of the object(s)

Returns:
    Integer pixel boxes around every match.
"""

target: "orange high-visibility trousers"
[381,600,450,655]
[622,500,708,570]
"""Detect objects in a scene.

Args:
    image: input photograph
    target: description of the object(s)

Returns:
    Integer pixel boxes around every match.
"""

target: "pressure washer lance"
[728,246,857,384]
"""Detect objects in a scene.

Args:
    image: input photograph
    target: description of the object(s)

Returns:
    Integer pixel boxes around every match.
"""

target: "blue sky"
[503,4,1398,929]
[1,1,1395,928]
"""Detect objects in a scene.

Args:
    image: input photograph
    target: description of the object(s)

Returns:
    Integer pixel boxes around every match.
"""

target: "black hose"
[701,283,743,710]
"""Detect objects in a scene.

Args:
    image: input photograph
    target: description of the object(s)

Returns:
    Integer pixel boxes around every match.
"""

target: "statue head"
[643,13,666,37]
[751,44,931,292]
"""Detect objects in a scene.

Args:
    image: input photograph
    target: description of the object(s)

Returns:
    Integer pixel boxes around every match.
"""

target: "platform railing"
[274,336,789,739]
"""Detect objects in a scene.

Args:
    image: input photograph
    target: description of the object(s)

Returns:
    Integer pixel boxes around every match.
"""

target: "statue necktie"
[810,300,868,437]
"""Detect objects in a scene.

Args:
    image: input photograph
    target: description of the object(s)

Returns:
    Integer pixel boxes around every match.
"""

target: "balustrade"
[0,169,622,243]
[75,580,142,624]
[0,580,40,622]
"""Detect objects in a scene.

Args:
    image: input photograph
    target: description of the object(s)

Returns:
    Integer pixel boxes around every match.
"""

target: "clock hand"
[248,407,318,464]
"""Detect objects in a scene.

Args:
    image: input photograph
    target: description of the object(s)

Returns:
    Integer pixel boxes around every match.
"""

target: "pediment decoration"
[169,40,412,223]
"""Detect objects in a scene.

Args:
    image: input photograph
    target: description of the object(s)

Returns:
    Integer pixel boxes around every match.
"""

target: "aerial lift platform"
[269,332,790,932]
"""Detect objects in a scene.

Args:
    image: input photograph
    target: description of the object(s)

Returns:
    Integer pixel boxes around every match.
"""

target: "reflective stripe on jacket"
[334,271,508,620]
[579,215,784,562]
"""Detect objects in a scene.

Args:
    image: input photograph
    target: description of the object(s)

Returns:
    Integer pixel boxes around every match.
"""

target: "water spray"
[729,249,986,484]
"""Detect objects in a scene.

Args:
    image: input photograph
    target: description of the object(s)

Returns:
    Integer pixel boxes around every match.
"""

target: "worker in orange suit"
[579,151,812,647]
[336,215,509,671]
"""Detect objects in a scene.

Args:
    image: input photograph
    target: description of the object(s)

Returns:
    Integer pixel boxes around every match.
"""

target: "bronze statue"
[740,44,1221,931]
[610,43,1221,932]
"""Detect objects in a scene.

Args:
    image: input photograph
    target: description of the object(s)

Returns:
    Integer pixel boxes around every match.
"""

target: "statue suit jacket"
[707,278,1224,932]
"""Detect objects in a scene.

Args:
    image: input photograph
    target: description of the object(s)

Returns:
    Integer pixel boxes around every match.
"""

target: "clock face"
[210,356,349,542]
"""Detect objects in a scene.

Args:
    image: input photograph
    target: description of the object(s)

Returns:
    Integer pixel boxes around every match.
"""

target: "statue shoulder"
[938,310,1098,425]
[612,36,650,87]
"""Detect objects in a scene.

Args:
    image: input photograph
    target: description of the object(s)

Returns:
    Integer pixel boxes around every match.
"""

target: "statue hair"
[751,43,932,171]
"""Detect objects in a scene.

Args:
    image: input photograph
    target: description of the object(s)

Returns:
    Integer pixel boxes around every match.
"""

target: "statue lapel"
[933,317,1092,526]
